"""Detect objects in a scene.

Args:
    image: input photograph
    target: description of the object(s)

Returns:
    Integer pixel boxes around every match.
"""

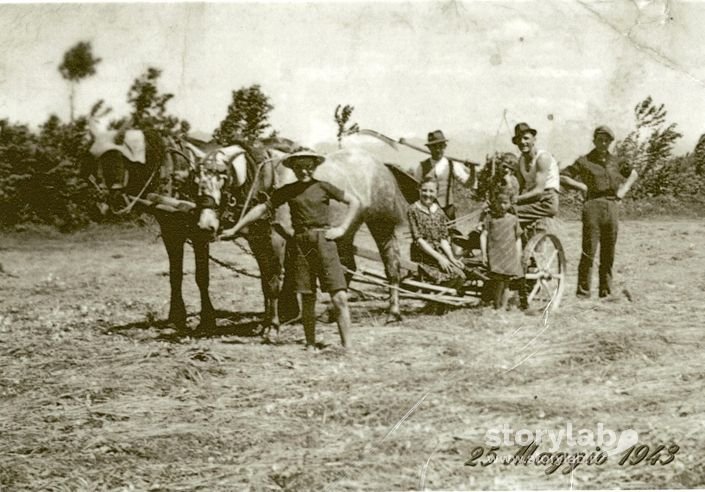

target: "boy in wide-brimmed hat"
[221,150,360,351]
[414,129,474,220]
[560,125,638,299]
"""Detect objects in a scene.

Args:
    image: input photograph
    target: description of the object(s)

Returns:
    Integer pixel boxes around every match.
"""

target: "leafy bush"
[0,116,100,230]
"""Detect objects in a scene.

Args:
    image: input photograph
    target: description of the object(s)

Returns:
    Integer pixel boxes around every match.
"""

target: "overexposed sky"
[1,1,705,166]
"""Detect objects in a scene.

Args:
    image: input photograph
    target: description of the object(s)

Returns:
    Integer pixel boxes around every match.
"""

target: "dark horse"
[89,129,223,331]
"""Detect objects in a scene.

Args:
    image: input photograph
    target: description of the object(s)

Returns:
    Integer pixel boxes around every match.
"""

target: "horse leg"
[278,237,301,324]
[367,220,402,323]
[336,230,357,286]
[160,221,187,330]
[247,232,283,337]
[192,238,216,331]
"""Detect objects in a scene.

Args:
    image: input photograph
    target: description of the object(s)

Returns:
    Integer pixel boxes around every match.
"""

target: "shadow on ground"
[106,310,267,341]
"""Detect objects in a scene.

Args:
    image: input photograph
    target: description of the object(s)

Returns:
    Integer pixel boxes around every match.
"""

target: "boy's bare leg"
[302,293,317,348]
[331,289,351,348]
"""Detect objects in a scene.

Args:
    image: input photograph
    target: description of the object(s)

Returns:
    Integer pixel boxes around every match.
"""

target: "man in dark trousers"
[221,150,360,350]
[560,126,639,298]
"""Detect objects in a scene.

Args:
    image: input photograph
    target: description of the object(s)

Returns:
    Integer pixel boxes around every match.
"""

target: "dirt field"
[1,219,704,490]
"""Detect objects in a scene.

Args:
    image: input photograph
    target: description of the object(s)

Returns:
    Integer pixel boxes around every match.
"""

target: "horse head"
[194,140,280,236]
[192,146,242,234]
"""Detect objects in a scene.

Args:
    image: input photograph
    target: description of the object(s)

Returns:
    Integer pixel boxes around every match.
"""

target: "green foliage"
[1,65,193,230]
[0,120,36,223]
[334,104,359,148]
[474,152,518,203]
[58,41,102,82]
[474,153,498,203]
[59,41,102,121]
[692,134,705,176]
[213,85,274,145]
[0,116,97,230]
[3,45,199,230]
[615,96,685,198]
[117,67,190,138]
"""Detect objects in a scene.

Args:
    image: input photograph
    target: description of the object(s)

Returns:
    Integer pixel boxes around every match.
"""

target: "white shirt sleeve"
[448,159,471,184]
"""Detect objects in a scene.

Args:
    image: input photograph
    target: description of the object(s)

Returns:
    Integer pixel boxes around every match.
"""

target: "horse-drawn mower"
[350,139,567,312]
[352,216,566,312]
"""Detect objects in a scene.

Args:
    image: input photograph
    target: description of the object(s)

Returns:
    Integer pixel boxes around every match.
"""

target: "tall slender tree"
[58,41,102,122]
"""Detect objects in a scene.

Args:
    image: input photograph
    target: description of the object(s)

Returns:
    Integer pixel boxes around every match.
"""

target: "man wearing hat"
[221,150,360,350]
[414,130,475,220]
[560,125,639,298]
[511,122,561,225]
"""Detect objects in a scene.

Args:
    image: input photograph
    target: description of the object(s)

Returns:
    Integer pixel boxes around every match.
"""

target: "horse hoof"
[261,324,280,342]
[385,311,403,324]
[197,316,216,333]
[167,317,188,331]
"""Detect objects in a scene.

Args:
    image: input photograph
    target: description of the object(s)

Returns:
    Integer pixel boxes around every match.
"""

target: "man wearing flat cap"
[560,125,639,298]
[511,122,562,225]
[415,130,474,220]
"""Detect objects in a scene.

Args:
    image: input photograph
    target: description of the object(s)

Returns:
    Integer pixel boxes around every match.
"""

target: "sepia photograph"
[0,0,703,490]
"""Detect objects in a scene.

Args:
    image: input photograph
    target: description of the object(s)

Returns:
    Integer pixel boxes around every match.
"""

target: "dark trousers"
[516,189,559,226]
[577,198,619,297]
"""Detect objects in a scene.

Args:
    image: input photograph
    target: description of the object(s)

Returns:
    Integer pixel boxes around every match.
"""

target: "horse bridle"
[215,160,269,228]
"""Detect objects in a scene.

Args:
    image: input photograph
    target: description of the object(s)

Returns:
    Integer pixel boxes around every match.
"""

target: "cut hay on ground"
[1,220,704,490]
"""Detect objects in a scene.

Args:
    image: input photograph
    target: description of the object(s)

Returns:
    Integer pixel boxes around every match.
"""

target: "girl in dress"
[480,191,526,309]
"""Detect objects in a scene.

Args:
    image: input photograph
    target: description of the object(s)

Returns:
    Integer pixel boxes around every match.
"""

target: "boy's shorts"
[291,229,347,294]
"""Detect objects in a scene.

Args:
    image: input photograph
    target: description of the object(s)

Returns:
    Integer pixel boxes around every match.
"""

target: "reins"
[235,153,278,222]
[111,164,160,215]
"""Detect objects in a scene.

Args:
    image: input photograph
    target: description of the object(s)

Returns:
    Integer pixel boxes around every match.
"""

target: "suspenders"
[421,158,454,207]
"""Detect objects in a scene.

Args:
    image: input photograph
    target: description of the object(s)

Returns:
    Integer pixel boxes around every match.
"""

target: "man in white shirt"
[414,130,474,220]
[512,122,561,226]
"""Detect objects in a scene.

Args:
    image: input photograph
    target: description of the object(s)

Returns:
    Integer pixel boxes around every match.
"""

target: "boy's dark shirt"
[561,150,633,200]
[269,179,346,233]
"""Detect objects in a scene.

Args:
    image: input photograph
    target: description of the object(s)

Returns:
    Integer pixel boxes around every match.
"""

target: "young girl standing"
[480,191,525,309]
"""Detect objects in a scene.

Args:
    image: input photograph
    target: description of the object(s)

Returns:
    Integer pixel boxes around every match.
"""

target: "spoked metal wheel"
[522,232,566,311]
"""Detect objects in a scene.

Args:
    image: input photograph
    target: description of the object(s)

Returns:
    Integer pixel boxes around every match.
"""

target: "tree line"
[2,42,705,230]
[0,42,277,230]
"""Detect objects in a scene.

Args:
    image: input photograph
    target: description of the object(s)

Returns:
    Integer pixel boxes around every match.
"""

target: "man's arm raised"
[616,169,638,200]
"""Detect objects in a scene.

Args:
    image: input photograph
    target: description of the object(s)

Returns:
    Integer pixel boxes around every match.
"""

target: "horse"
[87,125,228,332]
[183,138,300,332]
[196,141,408,326]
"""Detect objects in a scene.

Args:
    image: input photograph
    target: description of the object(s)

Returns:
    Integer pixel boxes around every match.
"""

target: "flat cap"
[593,125,615,141]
